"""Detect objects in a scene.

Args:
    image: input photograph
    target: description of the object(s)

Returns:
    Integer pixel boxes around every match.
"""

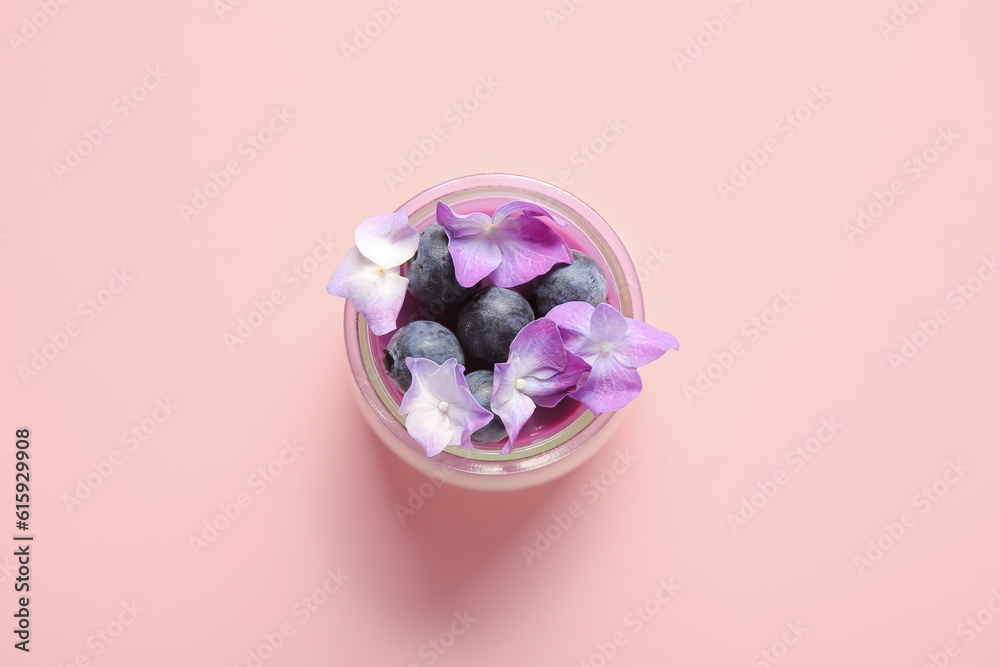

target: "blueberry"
[465,370,507,445]
[457,287,534,363]
[530,249,608,316]
[404,224,475,310]
[383,320,465,392]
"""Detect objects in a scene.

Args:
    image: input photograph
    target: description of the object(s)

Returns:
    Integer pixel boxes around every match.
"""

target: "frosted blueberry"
[404,224,475,310]
[456,287,534,363]
[530,250,608,316]
[384,320,465,392]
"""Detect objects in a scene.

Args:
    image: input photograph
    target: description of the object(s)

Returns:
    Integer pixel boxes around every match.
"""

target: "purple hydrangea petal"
[523,352,591,408]
[398,357,434,416]
[354,210,419,269]
[590,303,629,345]
[446,391,495,438]
[492,359,518,406]
[493,200,569,228]
[326,247,409,336]
[436,201,492,238]
[420,357,466,404]
[507,319,568,378]
[545,301,601,361]
[489,214,573,288]
[570,354,643,416]
[436,201,501,287]
[446,232,502,288]
[613,320,679,368]
[545,300,596,335]
[491,362,537,445]
[492,201,550,225]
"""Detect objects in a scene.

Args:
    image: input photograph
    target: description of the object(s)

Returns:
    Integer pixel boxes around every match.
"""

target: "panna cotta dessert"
[330,174,677,490]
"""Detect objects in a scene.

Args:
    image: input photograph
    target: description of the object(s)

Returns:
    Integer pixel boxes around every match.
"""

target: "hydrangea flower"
[546,302,679,415]
[491,319,590,453]
[436,201,572,288]
[399,357,495,456]
[326,210,419,336]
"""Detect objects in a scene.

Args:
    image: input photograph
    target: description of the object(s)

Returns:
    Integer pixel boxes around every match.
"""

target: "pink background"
[2,0,999,665]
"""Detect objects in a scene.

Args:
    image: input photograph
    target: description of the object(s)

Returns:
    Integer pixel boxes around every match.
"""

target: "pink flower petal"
[570,354,643,416]
[354,210,419,269]
[525,352,591,407]
[490,214,573,287]
[613,320,679,368]
[491,362,537,444]
[590,303,628,344]
[327,247,409,336]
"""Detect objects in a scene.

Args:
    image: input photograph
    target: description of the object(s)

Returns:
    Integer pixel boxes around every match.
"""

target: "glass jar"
[343,174,644,491]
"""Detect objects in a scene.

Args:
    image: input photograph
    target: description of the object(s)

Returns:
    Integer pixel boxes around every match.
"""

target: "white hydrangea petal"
[354,210,419,268]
